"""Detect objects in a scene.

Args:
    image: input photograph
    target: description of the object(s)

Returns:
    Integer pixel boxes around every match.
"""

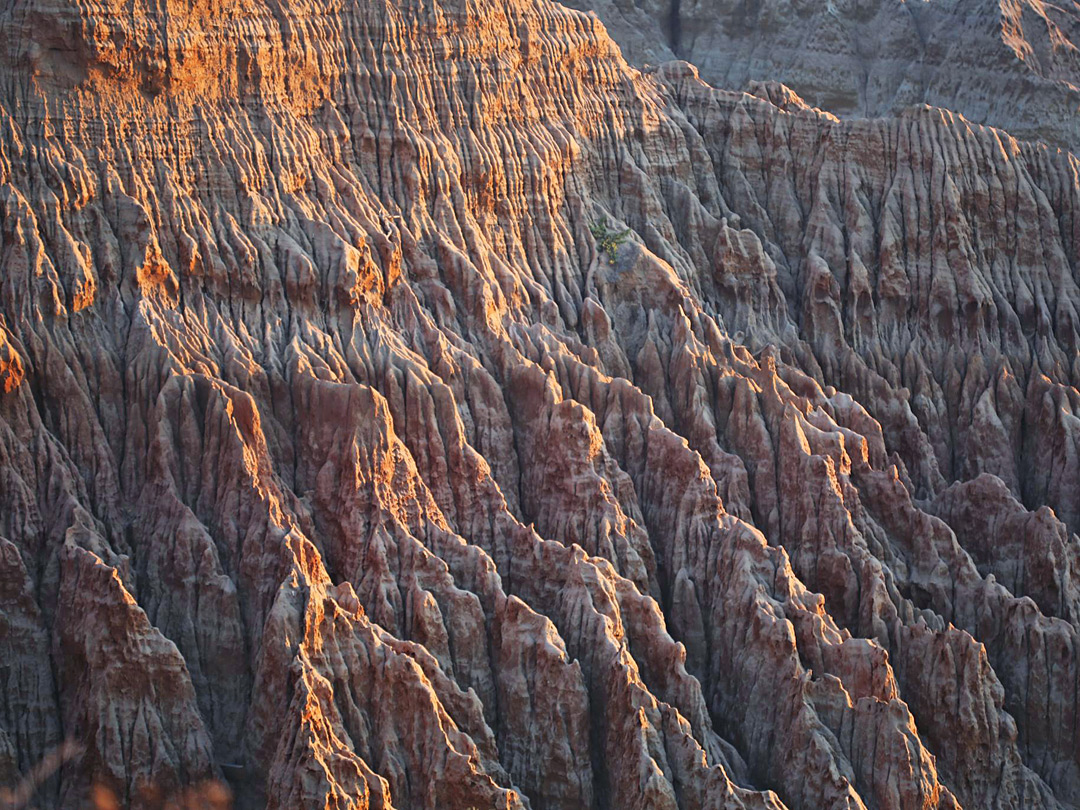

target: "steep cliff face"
[1,0,1080,808]
[567,0,1080,151]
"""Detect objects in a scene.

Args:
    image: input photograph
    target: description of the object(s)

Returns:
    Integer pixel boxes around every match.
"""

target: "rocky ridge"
[566,0,1080,151]
[0,0,1079,808]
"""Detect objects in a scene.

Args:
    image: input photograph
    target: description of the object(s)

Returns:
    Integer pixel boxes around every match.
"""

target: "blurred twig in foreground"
[0,744,232,810]
[0,741,82,810]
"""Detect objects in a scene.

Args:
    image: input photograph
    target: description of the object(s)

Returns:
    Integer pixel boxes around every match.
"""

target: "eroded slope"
[0,0,1079,808]
[567,0,1080,151]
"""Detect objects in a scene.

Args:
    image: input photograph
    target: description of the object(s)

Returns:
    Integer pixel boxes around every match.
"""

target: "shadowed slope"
[0,0,1079,808]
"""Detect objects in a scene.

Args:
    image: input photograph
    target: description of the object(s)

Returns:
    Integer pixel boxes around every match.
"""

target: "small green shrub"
[590,218,630,264]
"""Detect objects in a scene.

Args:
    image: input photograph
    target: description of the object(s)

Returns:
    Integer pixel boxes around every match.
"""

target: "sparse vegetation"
[0,742,81,810]
[590,218,631,264]
[0,744,232,810]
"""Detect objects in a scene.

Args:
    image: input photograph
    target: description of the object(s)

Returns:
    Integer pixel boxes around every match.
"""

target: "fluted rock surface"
[566,0,1080,151]
[1,0,1080,808]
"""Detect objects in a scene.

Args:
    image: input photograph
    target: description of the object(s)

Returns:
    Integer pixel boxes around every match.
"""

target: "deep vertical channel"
[667,0,682,55]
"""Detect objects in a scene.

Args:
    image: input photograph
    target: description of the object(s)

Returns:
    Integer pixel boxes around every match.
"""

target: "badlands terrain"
[1,0,1080,807]
[569,0,1080,150]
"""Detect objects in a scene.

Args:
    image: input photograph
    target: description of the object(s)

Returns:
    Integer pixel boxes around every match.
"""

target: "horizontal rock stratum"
[1,0,1079,807]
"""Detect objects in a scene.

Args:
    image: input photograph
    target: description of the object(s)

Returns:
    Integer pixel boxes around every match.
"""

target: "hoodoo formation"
[0,0,1079,807]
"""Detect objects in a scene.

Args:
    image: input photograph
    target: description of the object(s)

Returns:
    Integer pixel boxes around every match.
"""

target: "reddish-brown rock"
[1,0,1080,807]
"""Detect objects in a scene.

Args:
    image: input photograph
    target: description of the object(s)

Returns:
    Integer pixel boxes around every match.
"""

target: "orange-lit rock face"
[0,0,1079,808]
